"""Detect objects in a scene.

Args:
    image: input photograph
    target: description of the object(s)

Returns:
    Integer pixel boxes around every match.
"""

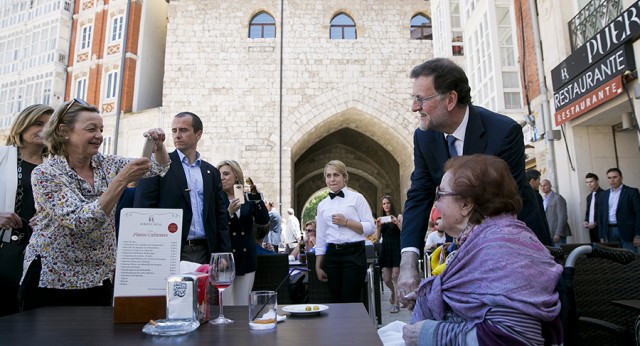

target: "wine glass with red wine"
[209,252,235,324]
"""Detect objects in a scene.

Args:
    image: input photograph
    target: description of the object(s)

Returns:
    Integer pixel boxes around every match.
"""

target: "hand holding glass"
[209,252,235,324]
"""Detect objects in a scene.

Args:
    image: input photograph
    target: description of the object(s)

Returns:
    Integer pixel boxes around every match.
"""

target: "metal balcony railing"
[568,0,623,51]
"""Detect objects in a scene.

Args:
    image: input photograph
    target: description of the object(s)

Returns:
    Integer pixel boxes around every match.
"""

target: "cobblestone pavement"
[378,286,412,327]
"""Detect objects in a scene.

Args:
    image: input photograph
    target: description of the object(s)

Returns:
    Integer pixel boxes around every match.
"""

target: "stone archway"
[294,128,400,216]
[284,85,415,216]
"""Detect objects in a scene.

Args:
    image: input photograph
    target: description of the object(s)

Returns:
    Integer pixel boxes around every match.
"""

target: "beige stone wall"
[120,0,433,213]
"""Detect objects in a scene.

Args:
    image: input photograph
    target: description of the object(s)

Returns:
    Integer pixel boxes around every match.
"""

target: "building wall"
[118,0,432,213]
[0,0,73,129]
[133,0,167,110]
[65,0,165,154]
[534,0,640,244]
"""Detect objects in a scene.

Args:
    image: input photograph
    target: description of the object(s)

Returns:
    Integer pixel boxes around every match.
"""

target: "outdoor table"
[0,303,382,345]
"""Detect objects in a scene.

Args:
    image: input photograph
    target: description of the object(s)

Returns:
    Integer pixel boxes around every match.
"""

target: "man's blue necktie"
[447,135,458,158]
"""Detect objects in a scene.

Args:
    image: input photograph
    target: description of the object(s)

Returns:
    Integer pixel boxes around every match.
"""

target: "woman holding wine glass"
[209,252,235,324]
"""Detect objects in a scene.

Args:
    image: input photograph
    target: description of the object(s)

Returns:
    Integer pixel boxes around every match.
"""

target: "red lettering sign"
[554,75,624,126]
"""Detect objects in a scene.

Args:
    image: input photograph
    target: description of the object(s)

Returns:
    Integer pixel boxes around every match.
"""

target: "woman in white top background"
[315,160,375,303]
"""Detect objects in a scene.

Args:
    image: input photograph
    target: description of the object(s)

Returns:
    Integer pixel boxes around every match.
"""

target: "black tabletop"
[0,303,382,346]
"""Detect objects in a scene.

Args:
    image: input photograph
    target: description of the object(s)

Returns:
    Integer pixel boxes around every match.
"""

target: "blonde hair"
[6,104,54,148]
[324,160,349,183]
[216,159,244,185]
[43,99,99,156]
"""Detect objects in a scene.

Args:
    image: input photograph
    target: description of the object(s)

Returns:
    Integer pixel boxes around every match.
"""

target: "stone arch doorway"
[284,86,415,218]
[293,127,402,219]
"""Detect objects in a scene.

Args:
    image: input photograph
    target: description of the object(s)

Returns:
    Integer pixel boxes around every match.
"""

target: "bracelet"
[344,219,348,227]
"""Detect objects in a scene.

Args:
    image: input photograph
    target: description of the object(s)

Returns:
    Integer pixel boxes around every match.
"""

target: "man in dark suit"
[598,168,640,253]
[134,112,231,263]
[583,172,603,243]
[398,58,551,309]
[526,169,546,220]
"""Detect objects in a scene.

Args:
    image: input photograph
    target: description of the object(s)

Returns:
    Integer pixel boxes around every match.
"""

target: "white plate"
[142,319,200,336]
[282,304,329,315]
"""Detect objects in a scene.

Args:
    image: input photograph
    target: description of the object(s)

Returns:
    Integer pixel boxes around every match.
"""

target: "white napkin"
[180,260,202,273]
[377,320,406,346]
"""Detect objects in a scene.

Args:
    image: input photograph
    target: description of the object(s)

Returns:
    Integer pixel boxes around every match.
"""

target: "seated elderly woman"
[18,99,170,311]
[403,154,562,345]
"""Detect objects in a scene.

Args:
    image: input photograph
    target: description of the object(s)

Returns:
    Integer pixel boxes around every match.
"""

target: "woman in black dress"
[374,195,403,313]
[0,104,52,316]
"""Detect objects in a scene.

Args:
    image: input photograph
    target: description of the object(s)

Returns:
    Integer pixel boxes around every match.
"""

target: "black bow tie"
[329,190,345,199]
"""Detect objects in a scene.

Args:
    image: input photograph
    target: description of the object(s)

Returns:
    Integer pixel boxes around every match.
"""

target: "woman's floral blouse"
[22,153,170,289]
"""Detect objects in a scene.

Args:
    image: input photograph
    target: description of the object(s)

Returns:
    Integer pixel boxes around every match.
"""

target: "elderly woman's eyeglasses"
[435,186,459,201]
[411,93,442,107]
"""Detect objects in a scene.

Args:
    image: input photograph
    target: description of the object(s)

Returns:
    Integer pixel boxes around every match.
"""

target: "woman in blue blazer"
[216,160,269,305]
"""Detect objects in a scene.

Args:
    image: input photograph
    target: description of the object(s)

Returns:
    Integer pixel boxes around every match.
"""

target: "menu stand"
[113,296,166,323]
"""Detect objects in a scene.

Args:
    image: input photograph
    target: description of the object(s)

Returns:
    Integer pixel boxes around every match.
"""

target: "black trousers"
[323,242,367,303]
[18,255,113,312]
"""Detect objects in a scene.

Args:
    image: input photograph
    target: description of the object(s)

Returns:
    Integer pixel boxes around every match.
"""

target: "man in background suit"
[134,112,231,263]
[398,58,551,309]
[540,179,571,246]
[598,168,640,253]
[526,169,546,219]
[583,172,603,243]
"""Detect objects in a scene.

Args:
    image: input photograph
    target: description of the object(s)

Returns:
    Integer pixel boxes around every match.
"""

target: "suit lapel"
[617,186,627,210]
[201,164,212,213]
[426,132,450,168]
[169,151,192,207]
[462,106,487,155]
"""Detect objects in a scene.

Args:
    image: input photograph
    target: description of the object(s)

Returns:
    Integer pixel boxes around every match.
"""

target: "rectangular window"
[81,25,92,50]
[111,16,124,42]
[106,71,118,99]
[101,136,112,155]
[42,79,51,105]
[76,78,87,100]
[504,92,522,109]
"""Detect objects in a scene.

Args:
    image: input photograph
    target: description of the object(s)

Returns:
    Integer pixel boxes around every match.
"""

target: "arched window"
[410,14,432,40]
[249,12,276,39]
[330,13,356,40]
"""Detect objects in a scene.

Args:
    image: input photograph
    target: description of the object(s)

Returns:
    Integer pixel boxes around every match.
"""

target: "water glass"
[248,290,277,331]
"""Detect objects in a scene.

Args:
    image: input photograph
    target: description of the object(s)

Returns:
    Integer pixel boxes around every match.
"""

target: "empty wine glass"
[209,252,235,324]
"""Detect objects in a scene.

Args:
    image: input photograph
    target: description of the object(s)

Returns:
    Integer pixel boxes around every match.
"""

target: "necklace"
[7,147,25,244]
[14,147,24,216]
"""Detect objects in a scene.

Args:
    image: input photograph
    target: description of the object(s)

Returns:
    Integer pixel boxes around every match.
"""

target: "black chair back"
[559,245,640,346]
[252,254,292,304]
[306,253,333,303]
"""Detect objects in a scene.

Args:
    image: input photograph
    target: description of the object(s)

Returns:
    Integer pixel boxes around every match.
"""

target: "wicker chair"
[545,245,565,264]
[564,245,640,346]
[560,242,619,257]
[252,254,292,304]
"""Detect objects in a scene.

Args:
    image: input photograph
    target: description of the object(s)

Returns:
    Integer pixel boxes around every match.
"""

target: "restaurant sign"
[551,0,640,90]
[555,75,624,126]
[553,44,634,112]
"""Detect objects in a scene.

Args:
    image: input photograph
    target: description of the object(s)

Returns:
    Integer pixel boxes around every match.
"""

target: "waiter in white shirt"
[315,160,375,303]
